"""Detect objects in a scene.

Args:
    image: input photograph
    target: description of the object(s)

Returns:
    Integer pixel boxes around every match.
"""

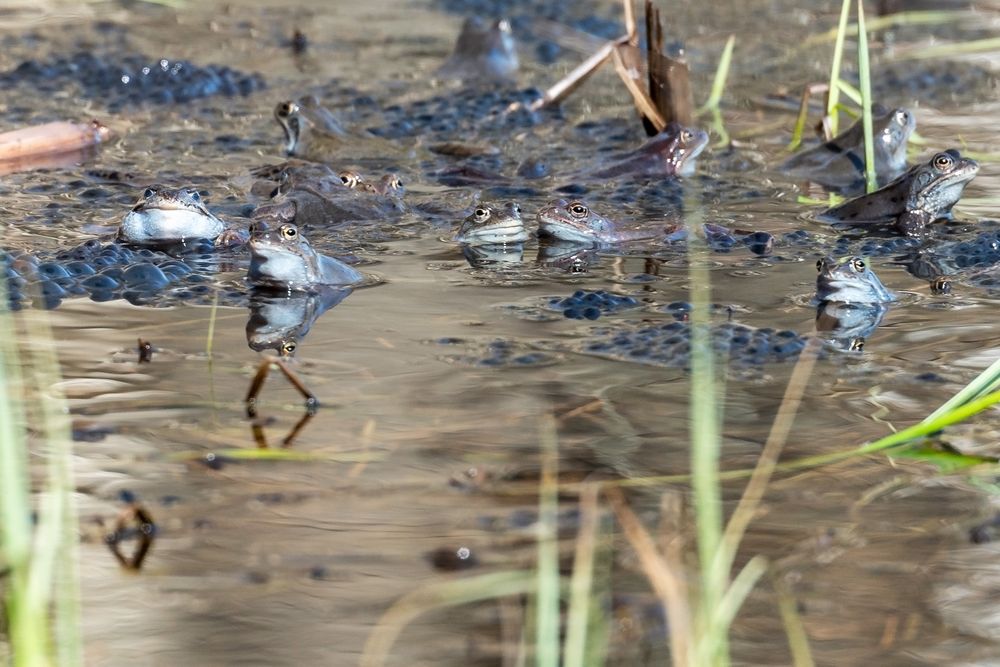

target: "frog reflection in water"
[814,256,896,351]
[436,16,518,83]
[537,199,682,245]
[455,202,529,245]
[780,106,915,192]
[118,186,232,245]
[248,218,362,291]
[818,150,979,235]
[246,287,352,355]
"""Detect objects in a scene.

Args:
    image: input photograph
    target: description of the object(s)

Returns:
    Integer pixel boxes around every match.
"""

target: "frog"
[814,256,895,351]
[536,199,682,245]
[247,217,362,291]
[817,150,979,235]
[780,106,916,192]
[118,186,230,245]
[815,256,896,304]
[436,16,519,83]
[454,201,529,245]
[337,170,405,196]
[571,122,709,181]
[274,96,405,164]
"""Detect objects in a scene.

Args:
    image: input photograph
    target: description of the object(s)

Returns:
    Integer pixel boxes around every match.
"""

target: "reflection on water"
[245,287,354,355]
[3,0,1000,665]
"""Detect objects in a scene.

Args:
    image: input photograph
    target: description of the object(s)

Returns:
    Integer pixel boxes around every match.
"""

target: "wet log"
[0,119,111,162]
[643,0,693,133]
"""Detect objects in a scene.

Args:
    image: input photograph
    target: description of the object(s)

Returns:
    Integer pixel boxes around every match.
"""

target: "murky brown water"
[3,0,1000,665]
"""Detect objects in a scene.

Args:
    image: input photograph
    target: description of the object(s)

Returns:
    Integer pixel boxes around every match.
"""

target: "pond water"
[3,0,1000,664]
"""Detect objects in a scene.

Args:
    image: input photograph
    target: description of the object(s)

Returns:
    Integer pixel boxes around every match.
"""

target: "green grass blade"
[857,0,877,193]
[698,35,736,114]
[806,10,968,43]
[835,79,862,106]
[535,414,560,667]
[774,576,815,667]
[0,301,31,587]
[686,194,727,664]
[206,291,219,358]
[360,571,536,667]
[894,36,1000,60]
[925,356,1000,423]
[709,555,768,637]
[0,292,52,666]
[826,0,853,135]
[563,485,599,667]
[24,310,81,667]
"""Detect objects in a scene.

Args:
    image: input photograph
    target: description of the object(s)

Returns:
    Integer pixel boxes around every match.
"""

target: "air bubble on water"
[120,74,130,84]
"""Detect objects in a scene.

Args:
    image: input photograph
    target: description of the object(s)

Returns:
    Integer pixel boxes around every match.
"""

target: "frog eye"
[281,341,297,355]
[680,129,694,143]
[339,172,359,188]
[851,258,866,272]
[568,202,589,218]
[815,259,824,272]
[186,189,202,202]
[279,224,298,240]
[142,187,157,199]
[894,109,910,125]
[509,203,521,214]
[933,153,954,170]
[276,101,296,118]
[391,176,403,189]
[849,338,865,351]
[473,207,491,221]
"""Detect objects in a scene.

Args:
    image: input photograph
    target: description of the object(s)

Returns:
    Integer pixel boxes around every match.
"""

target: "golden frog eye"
[569,202,589,218]
[474,207,491,221]
[852,258,866,272]
[849,338,865,351]
[280,224,298,240]
[339,172,359,188]
[933,153,954,170]
[281,341,297,355]
[391,176,402,189]
[681,129,694,143]
[276,101,296,118]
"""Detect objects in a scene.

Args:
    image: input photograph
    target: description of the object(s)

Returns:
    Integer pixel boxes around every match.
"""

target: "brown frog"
[274,96,405,164]
[250,162,405,227]
[436,17,519,83]
[818,149,979,235]
[570,122,710,181]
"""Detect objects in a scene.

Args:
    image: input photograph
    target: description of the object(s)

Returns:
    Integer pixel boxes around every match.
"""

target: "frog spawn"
[1,239,238,310]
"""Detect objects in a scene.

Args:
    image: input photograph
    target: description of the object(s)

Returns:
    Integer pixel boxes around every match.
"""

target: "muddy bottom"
[3,0,1000,665]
